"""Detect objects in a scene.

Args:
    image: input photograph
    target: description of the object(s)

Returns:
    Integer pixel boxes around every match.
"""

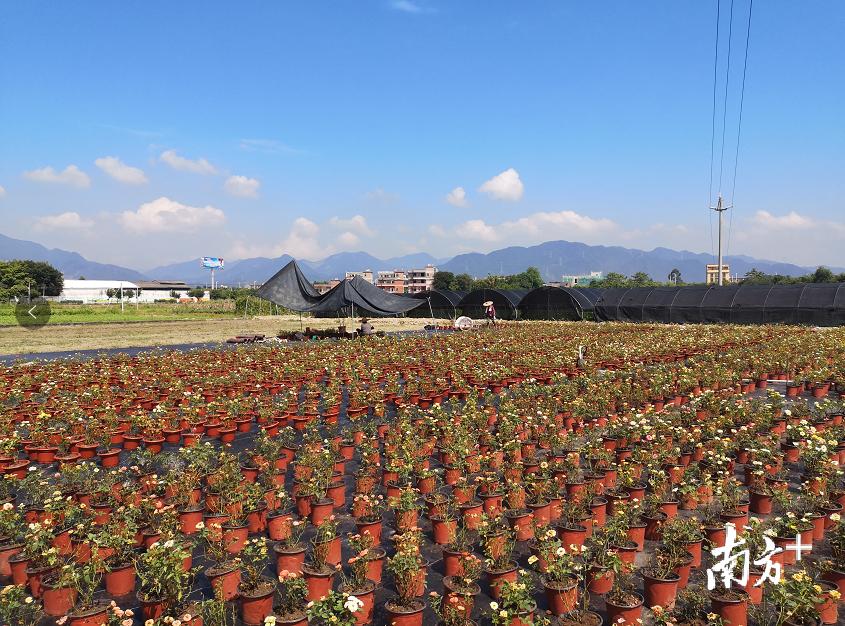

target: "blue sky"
[0,1,843,270]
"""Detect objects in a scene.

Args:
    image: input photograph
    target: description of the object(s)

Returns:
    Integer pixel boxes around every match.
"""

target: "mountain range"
[1,231,837,286]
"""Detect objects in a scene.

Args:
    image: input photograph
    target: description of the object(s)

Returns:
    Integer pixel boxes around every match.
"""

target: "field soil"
[0,315,446,355]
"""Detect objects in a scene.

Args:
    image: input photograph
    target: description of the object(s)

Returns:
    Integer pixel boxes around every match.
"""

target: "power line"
[717,0,735,196]
[726,0,753,258]
[707,0,722,259]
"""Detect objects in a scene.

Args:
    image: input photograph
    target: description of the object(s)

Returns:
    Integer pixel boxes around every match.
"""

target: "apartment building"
[344,270,374,283]
[405,264,437,294]
[376,270,407,294]
[313,279,341,294]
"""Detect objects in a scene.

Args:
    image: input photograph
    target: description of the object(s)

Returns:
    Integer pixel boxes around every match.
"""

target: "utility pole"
[710,194,732,286]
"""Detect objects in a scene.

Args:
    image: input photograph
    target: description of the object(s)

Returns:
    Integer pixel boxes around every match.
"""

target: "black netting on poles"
[405,290,466,318]
[518,286,598,320]
[458,289,528,320]
[594,283,845,326]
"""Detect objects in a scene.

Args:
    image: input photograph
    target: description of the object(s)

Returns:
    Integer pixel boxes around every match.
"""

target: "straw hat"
[483,300,494,307]
[360,317,369,323]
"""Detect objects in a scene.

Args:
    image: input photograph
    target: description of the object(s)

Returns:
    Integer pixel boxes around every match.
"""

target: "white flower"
[344,595,364,613]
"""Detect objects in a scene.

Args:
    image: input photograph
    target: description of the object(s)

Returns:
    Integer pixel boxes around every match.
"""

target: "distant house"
[134,280,191,301]
[313,279,341,294]
[560,272,603,287]
[57,279,191,303]
[56,280,135,303]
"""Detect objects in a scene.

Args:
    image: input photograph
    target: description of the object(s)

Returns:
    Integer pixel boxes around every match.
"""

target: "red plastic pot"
[605,592,644,626]
[239,582,275,626]
[642,571,679,608]
[384,600,425,626]
[274,544,306,576]
[587,564,614,594]
[543,576,578,615]
[206,563,242,601]
[486,562,518,599]
[43,584,77,616]
[104,562,136,596]
[303,565,335,601]
[710,590,748,626]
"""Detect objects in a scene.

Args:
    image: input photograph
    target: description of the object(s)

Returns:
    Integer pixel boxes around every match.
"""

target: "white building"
[57,279,192,303]
[405,265,437,294]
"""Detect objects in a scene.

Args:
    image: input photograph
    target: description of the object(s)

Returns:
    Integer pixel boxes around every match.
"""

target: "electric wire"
[707,0,722,259]
[717,0,735,196]
[726,0,753,259]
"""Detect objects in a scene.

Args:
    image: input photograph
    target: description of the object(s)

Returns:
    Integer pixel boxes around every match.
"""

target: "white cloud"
[34,211,94,231]
[224,175,260,198]
[455,219,500,242]
[23,165,90,188]
[754,210,814,229]
[238,138,299,154]
[328,215,374,236]
[277,217,324,259]
[505,210,616,236]
[337,232,360,248]
[364,187,399,203]
[159,150,218,175]
[391,0,423,13]
[120,197,225,233]
[478,168,524,202]
[94,156,148,185]
[427,224,447,237]
[445,186,468,208]
[447,210,617,245]
[0,184,5,198]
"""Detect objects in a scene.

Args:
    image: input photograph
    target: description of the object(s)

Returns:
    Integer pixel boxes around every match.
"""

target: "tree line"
[432,267,545,291]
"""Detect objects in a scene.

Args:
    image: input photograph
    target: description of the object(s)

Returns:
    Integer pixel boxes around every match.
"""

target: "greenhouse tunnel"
[458,288,528,320]
[518,286,599,320]
[593,283,845,326]
[405,289,466,319]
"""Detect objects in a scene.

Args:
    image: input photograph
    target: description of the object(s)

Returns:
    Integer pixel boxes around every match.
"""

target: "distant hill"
[2,232,835,286]
[0,233,146,281]
[150,251,442,285]
[440,240,827,283]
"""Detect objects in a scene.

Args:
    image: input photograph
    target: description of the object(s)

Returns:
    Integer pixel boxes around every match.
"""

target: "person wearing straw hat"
[358,317,375,336]
[483,300,497,326]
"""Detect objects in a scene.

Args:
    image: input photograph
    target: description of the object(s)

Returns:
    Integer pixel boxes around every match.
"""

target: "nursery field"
[2,323,845,626]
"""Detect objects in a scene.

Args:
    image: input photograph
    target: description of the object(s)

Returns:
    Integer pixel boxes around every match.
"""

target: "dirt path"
[0,315,448,356]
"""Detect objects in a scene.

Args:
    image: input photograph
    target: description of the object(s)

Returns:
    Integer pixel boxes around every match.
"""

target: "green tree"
[432,271,455,290]
[668,268,682,285]
[0,260,63,300]
[514,267,544,289]
[453,273,474,291]
[187,288,206,298]
[811,266,835,283]
[631,272,656,287]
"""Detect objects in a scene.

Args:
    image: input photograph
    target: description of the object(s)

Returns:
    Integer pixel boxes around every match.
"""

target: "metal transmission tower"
[710,194,732,286]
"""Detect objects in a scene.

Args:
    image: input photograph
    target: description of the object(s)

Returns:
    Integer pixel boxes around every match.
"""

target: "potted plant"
[606,569,644,625]
[384,529,426,626]
[0,583,42,626]
[238,537,275,626]
[303,517,340,601]
[488,570,540,626]
[274,519,309,576]
[198,522,242,601]
[339,540,378,625]
[307,590,364,626]
[276,570,308,626]
[135,539,194,620]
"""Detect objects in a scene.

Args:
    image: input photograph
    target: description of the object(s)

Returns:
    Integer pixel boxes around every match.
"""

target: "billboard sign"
[201,257,224,269]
